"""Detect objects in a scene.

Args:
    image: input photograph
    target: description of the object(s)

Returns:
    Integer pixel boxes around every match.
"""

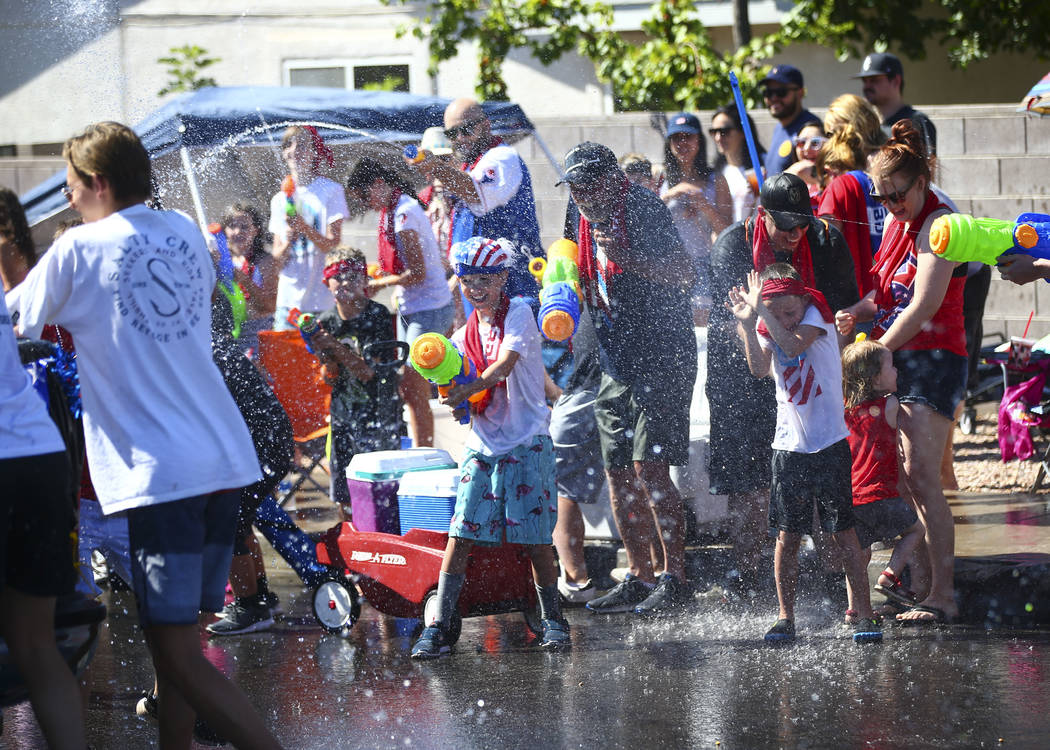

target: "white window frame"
[282,57,416,92]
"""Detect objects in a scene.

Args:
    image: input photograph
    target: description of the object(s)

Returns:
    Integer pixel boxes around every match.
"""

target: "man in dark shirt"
[760,64,822,177]
[856,52,937,156]
[559,141,697,616]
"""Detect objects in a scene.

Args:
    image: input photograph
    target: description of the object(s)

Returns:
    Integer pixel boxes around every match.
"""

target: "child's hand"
[835,309,857,336]
[742,269,763,312]
[310,328,339,354]
[442,382,474,409]
[726,285,754,323]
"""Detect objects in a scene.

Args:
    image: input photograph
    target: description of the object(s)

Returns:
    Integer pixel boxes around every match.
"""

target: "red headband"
[761,277,807,300]
[303,125,335,170]
[323,259,366,282]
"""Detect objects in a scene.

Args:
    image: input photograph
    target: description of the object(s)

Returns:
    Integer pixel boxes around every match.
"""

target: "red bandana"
[756,277,834,338]
[462,294,511,414]
[577,174,629,313]
[303,126,334,171]
[377,189,405,275]
[323,259,366,282]
[751,208,816,288]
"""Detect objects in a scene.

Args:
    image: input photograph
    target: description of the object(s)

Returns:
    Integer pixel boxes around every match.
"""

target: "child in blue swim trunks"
[410,236,568,658]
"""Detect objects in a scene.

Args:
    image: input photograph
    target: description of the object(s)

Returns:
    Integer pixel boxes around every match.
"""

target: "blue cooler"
[396,468,460,534]
[346,449,456,534]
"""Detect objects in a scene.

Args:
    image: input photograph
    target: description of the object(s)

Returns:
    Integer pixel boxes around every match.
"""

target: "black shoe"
[764,618,796,644]
[632,574,687,616]
[136,690,228,746]
[852,616,883,644]
[206,596,274,636]
[585,575,652,614]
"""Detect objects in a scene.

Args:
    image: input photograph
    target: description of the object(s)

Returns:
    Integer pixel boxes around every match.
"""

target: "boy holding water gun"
[311,247,402,505]
[410,236,568,658]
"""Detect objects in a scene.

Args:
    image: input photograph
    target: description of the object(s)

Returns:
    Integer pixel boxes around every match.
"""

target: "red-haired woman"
[835,120,965,625]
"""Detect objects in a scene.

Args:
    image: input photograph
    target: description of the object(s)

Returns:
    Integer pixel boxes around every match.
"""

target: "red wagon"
[312,522,541,643]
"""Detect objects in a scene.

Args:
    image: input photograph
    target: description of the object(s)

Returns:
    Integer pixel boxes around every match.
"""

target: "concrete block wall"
[525,104,1050,341]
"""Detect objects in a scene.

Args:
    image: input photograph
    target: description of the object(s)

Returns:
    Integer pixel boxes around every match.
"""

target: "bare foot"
[896,599,958,624]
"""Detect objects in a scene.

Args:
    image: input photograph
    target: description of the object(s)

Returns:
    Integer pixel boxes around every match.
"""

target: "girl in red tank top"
[842,338,927,620]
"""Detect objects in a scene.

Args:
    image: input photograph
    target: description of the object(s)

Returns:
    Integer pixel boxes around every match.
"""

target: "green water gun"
[929,212,1050,266]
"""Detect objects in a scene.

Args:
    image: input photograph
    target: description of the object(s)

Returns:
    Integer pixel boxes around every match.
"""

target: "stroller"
[993,337,1050,491]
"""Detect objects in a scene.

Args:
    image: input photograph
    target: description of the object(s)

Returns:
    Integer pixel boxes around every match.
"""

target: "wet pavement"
[2,488,1049,748]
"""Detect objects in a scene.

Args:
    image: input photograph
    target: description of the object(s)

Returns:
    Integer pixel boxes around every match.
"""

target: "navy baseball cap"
[556,142,619,186]
[666,112,701,137]
[855,52,904,79]
[760,65,804,89]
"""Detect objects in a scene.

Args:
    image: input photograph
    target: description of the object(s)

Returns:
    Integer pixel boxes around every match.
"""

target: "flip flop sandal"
[897,604,957,627]
[873,569,918,608]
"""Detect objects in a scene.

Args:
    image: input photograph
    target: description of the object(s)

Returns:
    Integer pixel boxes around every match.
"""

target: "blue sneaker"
[853,617,883,644]
[764,618,796,644]
[539,618,572,651]
[411,623,452,660]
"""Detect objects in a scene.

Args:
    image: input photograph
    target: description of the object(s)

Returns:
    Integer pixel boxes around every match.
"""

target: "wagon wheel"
[421,590,462,645]
[312,578,362,634]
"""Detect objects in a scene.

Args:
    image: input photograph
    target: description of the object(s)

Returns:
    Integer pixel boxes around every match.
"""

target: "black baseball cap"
[759,64,804,89]
[556,142,619,186]
[666,112,701,137]
[760,173,812,230]
[855,52,903,79]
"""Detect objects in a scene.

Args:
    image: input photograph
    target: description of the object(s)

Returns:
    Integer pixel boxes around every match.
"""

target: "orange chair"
[256,330,332,506]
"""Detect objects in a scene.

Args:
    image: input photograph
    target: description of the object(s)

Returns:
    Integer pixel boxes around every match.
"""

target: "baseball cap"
[854,52,903,79]
[760,173,813,230]
[420,126,453,155]
[666,112,701,137]
[450,236,513,275]
[759,64,804,89]
[556,142,619,186]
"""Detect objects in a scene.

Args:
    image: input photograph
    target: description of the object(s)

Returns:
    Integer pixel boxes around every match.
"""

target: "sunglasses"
[870,175,919,206]
[793,135,827,151]
[762,86,799,100]
[708,127,738,138]
[443,118,483,140]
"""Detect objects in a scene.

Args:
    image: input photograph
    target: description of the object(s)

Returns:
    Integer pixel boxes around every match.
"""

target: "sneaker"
[632,573,687,616]
[852,616,884,645]
[259,589,283,617]
[411,623,452,660]
[558,576,597,606]
[539,618,572,650]
[764,618,796,644]
[205,597,274,636]
[136,691,227,746]
[585,574,652,614]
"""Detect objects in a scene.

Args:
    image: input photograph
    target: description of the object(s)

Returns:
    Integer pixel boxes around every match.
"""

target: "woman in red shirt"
[835,120,965,626]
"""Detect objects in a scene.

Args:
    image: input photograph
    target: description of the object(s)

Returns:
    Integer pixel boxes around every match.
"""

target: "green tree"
[388,0,1049,109]
[157,45,220,98]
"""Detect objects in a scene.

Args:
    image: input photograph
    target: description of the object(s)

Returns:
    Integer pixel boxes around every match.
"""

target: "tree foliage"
[157,45,220,98]
[386,0,1049,109]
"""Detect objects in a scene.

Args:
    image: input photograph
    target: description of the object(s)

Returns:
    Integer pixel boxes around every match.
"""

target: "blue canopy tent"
[21,86,552,233]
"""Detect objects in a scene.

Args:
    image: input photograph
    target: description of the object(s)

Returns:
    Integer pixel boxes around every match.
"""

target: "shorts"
[76,498,132,596]
[449,435,557,545]
[594,373,690,469]
[550,389,605,503]
[894,349,968,420]
[0,451,76,597]
[852,496,920,549]
[398,303,455,344]
[769,440,855,535]
[127,491,240,626]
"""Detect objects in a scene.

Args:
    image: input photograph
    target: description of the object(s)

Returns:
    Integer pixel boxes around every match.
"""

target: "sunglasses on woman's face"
[708,127,737,138]
[870,175,918,206]
[794,136,828,151]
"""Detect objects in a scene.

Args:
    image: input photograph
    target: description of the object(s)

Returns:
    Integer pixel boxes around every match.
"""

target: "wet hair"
[823,95,885,158]
[869,119,931,185]
[664,127,714,186]
[710,103,766,172]
[53,218,83,242]
[221,202,269,263]
[758,261,801,283]
[619,152,653,180]
[345,157,418,203]
[63,121,152,202]
[324,245,367,269]
[842,338,891,409]
[0,187,35,268]
[816,124,867,177]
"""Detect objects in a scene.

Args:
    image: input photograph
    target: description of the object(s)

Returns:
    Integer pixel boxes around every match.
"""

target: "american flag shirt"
[759,305,849,454]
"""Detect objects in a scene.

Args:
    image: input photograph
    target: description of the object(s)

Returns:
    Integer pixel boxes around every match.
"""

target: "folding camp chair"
[257,330,332,506]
